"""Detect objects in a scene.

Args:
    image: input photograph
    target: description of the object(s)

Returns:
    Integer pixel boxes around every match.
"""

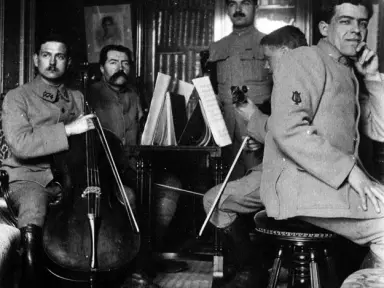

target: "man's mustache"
[47,65,58,72]
[233,11,246,18]
[110,70,128,82]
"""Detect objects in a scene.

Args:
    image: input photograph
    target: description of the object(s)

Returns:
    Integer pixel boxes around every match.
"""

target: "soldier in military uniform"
[203,25,308,288]
[208,0,272,181]
[262,1,384,269]
[1,33,95,287]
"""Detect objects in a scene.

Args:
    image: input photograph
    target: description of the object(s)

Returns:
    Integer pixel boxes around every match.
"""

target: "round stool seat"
[254,210,339,288]
[341,268,384,288]
[254,210,336,241]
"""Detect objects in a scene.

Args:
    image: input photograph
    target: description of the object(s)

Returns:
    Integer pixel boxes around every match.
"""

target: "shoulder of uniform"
[210,34,231,50]
[4,82,30,102]
[284,46,324,67]
[276,46,326,79]
[67,87,84,97]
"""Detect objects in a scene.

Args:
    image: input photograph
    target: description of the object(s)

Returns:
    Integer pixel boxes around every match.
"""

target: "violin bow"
[85,102,140,233]
[198,136,250,238]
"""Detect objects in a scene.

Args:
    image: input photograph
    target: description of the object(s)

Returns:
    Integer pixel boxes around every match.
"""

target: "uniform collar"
[32,75,69,103]
[317,38,353,67]
[232,25,255,36]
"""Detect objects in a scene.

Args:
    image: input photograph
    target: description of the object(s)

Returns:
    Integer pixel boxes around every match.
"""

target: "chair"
[0,95,20,288]
[254,210,339,288]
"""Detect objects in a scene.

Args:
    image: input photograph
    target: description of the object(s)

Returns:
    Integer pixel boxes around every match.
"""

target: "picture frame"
[84,4,133,63]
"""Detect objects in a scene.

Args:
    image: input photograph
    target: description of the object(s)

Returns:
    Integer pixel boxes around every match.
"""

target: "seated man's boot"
[19,224,43,288]
[221,216,265,288]
[121,270,160,288]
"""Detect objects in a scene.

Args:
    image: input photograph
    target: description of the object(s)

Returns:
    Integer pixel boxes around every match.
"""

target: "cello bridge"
[82,186,101,198]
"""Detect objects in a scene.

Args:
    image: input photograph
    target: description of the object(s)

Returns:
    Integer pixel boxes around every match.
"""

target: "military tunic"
[262,39,384,220]
[204,39,384,229]
[2,75,83,185]
[209,25,272,178]
[1,75,84,227]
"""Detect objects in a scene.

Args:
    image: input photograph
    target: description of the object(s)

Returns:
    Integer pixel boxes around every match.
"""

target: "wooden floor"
[153,259,212,288]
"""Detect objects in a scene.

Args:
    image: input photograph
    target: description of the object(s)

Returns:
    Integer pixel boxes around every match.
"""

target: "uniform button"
[306,130,311,135]
[282,158,286,162]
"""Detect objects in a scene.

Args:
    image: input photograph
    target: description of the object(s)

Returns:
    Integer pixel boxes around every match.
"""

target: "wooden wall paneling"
[142,1,157,107]
[3,0,21,93]
[19,0,36,86]
[294,0,312,45]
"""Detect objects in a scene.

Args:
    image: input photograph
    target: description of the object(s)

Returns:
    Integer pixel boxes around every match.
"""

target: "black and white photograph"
[1,0,384,288]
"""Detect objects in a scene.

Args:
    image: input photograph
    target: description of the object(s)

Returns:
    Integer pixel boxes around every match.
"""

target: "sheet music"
[198,99,212,146]
[192,77,232,147]
[177,80,195,106]
[141,72,171,145]
[165,92,177,146]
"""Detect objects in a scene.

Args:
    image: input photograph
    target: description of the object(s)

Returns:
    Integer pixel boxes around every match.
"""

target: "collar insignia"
[42,91,57,103]
[292,91,302,105]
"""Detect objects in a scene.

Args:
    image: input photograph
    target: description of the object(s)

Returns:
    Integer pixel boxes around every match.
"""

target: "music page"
[177,80,195,105]
[141,72,171,145]
[192,77,232,147]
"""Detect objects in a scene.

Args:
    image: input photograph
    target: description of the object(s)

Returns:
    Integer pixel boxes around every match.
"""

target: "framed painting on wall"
[84,4,133,63]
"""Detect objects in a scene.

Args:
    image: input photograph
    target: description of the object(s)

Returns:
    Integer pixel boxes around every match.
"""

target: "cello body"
[42,128,140,283]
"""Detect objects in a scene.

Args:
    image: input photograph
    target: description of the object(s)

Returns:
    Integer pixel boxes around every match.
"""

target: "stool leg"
[309,250,320,288]
[268,246,283,288]
[324,247,338,288]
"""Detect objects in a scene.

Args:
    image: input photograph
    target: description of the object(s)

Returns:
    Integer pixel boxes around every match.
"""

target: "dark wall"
[35,0,136,72]
[3,0,21,92]
[35,0,88,66]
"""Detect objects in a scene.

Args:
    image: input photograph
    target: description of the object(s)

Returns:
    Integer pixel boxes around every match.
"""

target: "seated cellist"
[1,32,95,288]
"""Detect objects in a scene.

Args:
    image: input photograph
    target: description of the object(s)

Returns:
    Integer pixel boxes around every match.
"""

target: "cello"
[42,103,140,286]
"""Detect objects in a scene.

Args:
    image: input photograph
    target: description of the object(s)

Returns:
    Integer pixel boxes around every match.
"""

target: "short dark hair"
[317,0,373,23]
[35,32,71,56]
[101,16,115,27]
[225,0,258,5]
[99,45,133,66]
[260,25,308,49]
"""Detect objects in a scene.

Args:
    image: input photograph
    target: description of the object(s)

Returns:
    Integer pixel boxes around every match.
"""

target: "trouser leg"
[154,172,180,252]
[120,185,160,288]
[152,172,189,274]
[300,216,384,268]
[203,170,265,287]
[8,181,60,288]
[203,169,264,229]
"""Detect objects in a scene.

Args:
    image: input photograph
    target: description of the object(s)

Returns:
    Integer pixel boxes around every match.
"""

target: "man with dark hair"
[262,0,384,269]
[260,25,308,50]
[1,32,95,287]
[88,44,186,288]
[203,25,308,288]
[208,0,272,181]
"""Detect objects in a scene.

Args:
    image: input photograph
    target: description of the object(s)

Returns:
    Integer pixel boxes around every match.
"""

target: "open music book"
[140,72,231,147]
